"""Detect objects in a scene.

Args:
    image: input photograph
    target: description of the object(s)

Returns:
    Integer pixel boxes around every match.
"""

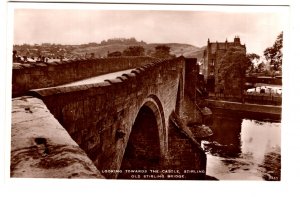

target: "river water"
[202,109,281,181]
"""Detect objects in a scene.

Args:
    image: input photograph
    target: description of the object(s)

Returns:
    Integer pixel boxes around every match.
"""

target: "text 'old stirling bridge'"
[11,56,212,180]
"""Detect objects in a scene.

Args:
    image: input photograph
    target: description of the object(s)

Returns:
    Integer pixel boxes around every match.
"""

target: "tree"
[107,51,122,57]
[247,53,260,73]
[264,31,283,71]
[257,61,267,73]
[153,45,175,59]
[123,45,145,56]
[217,46,251,101]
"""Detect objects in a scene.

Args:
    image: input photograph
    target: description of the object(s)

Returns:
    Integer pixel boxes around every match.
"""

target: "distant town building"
[202,36,246,92]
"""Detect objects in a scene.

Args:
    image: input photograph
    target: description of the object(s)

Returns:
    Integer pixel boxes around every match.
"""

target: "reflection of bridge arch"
[119,95,166,178]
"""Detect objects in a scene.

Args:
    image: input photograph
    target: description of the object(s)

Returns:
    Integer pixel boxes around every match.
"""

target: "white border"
[2,1,299,197]
[8,1,290,12]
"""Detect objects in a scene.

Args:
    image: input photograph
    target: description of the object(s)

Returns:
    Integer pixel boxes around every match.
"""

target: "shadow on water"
[203,108,281,181]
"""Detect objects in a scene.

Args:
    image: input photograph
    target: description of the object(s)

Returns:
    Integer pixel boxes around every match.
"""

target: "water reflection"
[203,116,242,158]
[203,110,281,180]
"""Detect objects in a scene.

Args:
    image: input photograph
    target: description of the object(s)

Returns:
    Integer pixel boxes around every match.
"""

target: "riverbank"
[205,99,281,120]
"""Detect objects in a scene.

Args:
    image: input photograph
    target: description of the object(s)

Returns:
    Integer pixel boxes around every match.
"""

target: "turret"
[234,36,241,44]
[207,38,211,53]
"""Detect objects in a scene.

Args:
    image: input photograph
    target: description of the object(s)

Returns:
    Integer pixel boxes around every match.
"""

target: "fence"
[244,92,282,106]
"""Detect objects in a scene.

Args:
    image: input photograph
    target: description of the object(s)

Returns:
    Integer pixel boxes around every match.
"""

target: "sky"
[13,7,288,56]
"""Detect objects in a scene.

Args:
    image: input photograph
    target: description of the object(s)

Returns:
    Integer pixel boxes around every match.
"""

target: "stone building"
[202,36,246,92]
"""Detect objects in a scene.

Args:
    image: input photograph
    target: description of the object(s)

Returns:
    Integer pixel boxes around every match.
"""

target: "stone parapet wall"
[11,96,104,178]
[12,57,156,97]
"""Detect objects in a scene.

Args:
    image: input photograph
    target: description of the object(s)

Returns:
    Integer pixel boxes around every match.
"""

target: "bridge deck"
[58,68,134,87]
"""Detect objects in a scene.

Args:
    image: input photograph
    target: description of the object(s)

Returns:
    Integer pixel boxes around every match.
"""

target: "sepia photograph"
[8,2,289,182]
[4,1,300,196]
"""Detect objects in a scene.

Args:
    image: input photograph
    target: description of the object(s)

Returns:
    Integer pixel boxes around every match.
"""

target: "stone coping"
[11,96,104,178]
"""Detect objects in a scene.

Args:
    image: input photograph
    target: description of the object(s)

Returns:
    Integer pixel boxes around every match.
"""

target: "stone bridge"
[11,57,210,180]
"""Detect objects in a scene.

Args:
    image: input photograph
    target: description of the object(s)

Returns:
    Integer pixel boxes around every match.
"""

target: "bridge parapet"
[12,56,156,97]
[11,96,104,178]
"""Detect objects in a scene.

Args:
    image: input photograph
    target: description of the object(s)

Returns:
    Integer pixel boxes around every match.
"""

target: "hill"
[13,39,206,62]
[71,42,205,61]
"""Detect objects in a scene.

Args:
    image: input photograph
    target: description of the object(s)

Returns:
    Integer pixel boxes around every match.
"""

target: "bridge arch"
[118,95,166,178]
[141,95,167,156]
